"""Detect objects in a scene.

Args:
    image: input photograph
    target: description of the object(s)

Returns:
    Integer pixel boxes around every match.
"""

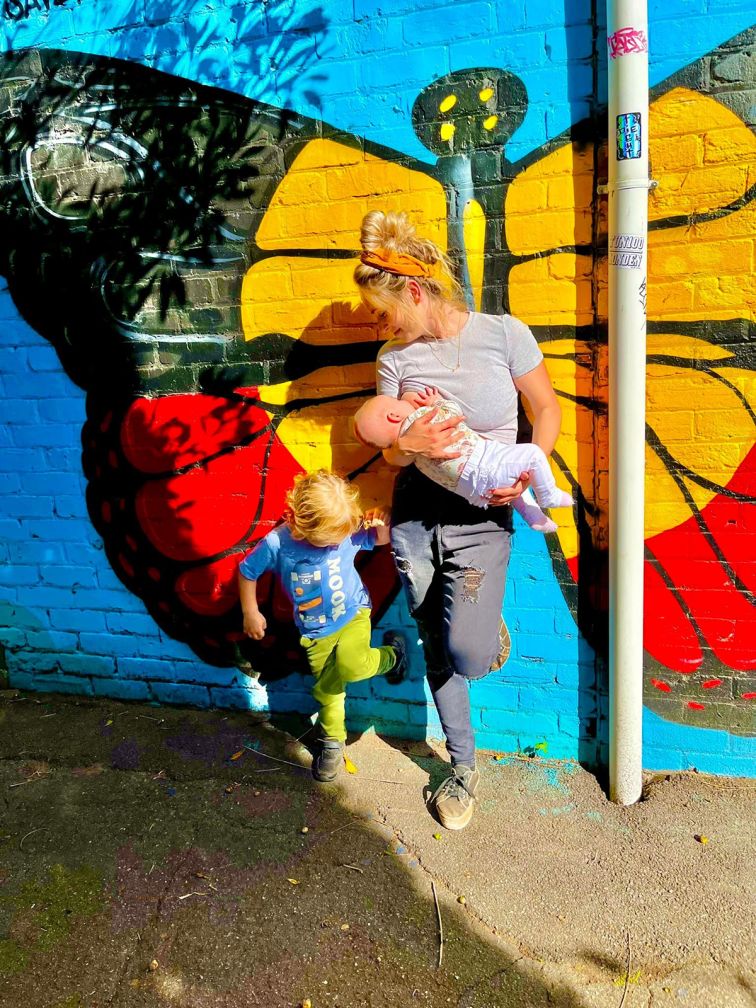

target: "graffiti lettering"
[610,252,642,269]
[608,27,648,59]
[610,234,644,252]
[2,0,76,22]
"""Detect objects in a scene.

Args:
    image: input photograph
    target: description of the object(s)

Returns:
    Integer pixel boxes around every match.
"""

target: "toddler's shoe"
[312,738,344,782]
[382,630,408,684]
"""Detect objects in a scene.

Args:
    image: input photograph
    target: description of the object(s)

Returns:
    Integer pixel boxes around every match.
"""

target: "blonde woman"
[239,470,407,781]
[354,211,563,830]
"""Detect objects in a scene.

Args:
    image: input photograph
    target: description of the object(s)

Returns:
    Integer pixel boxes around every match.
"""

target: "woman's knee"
[446,626,496,681]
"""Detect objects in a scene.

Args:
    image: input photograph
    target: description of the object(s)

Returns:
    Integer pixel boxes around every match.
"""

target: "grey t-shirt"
[376,312,543,446]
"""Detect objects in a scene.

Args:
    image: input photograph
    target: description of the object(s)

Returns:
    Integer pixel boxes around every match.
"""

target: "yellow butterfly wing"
[240,137,448,505]
[505,87,755,561]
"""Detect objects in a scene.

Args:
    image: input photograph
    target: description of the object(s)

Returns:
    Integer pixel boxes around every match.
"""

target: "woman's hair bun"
[360,210,416,253]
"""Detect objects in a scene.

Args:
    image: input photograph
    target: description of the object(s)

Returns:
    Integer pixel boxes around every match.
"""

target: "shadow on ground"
[0,691,587,1008]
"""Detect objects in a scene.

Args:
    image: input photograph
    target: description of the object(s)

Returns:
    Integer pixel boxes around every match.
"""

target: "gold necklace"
[423,312,466,373]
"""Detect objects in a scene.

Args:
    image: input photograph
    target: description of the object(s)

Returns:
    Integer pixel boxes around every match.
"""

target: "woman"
[354,210,563,830]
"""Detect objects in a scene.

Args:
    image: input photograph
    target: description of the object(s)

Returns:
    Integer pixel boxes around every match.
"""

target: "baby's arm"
[400,385,442,410]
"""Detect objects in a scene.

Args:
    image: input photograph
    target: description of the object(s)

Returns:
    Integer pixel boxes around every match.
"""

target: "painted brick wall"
[0,0,753,777]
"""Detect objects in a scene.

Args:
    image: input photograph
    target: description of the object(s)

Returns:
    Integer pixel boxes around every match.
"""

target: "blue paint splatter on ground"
[538,803,577,816]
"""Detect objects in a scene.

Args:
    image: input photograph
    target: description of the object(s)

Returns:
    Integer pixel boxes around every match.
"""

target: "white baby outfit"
[400,400,572,532]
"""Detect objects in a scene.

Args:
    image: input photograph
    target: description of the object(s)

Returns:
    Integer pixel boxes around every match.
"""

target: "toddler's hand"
[243,611,267,640]
[362,507,390,528]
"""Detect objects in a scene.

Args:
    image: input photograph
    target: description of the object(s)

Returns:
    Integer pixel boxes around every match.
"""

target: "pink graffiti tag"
[608,27,648,59]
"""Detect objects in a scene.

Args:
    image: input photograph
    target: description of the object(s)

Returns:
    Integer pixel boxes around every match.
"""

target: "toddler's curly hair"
[286,470,363,547]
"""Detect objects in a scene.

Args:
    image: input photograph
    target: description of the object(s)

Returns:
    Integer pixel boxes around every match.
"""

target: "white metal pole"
[606,2,649,804]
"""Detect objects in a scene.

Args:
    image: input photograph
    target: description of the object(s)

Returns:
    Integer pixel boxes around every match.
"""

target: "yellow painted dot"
[439,94,457,113]
[479,87,494,102]
[440,122,455,141]
[483,115,499,131]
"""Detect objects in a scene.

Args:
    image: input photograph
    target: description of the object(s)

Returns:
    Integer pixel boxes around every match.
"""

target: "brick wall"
[0,1,753,776]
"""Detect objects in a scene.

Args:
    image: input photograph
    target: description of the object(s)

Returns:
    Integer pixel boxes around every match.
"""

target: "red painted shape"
[687,702,706,711]
[566,449,755,677]
[134,432,299,561]
[696,445,756,596]
[702,679,723,689]
[651,679,671,693]
[642,562,703,672]
[121,392,270,473]
[742,692,756,700]
[175,555,246,616]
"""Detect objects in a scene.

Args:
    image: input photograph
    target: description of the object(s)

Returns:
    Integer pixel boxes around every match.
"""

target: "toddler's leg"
[332,609,397,685]
[302,634,347,743]
[513,487,558,533]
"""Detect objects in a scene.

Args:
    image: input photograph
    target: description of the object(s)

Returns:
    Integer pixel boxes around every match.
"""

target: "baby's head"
[353,395,414,450]
[286,470,362,547]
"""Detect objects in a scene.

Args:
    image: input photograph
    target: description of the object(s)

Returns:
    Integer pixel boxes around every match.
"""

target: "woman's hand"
[486,472,531,506]
[396,407,465,460]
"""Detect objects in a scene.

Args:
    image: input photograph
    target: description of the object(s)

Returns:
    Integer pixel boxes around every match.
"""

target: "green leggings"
[301,608,396,742]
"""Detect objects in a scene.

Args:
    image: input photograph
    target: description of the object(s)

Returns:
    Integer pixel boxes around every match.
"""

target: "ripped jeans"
[390,466,513,767]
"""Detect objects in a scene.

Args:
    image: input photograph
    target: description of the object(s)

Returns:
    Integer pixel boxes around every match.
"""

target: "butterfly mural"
[0,34,753,730]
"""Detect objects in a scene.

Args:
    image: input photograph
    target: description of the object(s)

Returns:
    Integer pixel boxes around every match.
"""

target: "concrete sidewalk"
[0,690,753,1008]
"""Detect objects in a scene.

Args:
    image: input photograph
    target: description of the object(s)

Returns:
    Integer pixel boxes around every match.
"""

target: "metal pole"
[606,1,650,804]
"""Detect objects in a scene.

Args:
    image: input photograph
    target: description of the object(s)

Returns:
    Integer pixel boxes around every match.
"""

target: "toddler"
[354,387,572,533]
[238,470,406,782]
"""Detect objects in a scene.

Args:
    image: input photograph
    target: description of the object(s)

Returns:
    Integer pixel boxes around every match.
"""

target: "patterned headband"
[359,247,440,278]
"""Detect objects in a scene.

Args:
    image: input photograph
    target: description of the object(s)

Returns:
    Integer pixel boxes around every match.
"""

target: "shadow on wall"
[561,0,609,769]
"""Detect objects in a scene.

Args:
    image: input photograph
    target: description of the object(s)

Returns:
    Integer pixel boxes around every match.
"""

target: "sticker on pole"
[609,234,644,269]
[616,113,642,160]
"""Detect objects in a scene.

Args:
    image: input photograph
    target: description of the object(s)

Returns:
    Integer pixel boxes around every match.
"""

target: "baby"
[354,387,573,533]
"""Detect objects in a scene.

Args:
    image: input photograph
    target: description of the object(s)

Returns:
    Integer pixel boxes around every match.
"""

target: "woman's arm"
[486,362,562,506]
[514,361,562,457]
[382,407,465,467]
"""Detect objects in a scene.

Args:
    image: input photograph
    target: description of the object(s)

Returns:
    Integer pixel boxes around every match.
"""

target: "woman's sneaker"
[430,763,480,830]
[312,738,344,782]
[382,630,408,684]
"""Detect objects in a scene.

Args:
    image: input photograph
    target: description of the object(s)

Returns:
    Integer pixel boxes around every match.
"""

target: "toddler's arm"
[239,574,267,640]
[363,507,391,546]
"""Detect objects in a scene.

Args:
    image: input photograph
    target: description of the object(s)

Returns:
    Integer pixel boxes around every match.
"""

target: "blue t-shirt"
[238,525,378,638]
